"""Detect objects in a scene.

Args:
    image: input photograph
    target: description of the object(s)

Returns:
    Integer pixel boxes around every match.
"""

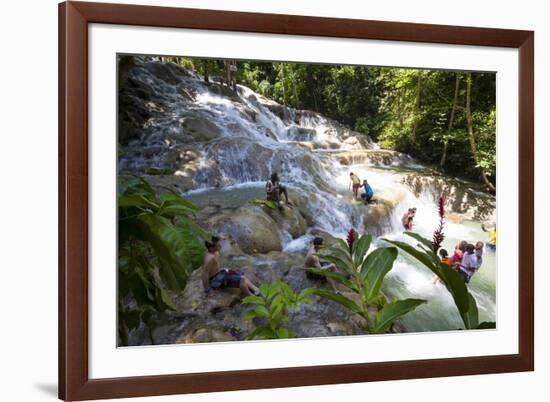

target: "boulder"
[203,205,283,254]
[363,188,407,236]
[265,204,307,239]
[181,115,222,142]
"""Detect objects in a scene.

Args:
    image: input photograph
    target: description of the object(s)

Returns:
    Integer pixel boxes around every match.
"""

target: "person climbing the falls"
[360,179,374,205]
[304,237,339,292]
[349,172,362,201]
[481,223,496,251]
[201,236,261,297]
[401,207,416,230]
[266,172,291,211]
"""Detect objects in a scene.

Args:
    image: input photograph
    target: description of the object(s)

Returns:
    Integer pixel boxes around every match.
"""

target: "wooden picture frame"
[59,1,534,400]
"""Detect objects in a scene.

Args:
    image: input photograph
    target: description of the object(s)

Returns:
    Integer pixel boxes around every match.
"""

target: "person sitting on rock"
[349,172,361,201]
[304,237,339,291]
[360,179,374,205]
[201,236,260,297]
[266,172,290,210]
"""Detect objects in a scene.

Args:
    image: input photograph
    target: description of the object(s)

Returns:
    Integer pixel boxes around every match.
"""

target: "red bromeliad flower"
[432,196,446,253]
[346,228,356,252]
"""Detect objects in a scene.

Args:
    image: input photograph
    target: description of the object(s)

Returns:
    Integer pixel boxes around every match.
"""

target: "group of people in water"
[437,241,485,284]
[199,170,497,297]
[436,224,496,284]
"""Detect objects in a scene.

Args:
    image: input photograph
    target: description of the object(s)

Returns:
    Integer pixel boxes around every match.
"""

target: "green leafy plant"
[250,198,279,209]
[118,175,209,345]
[382,197,495,330]
[306,229,426,334]
[144,167,176,175]
[242,281,315,339]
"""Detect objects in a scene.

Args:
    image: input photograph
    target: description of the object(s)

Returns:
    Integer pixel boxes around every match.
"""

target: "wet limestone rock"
[264,204,307,239]
[203,205,283,254]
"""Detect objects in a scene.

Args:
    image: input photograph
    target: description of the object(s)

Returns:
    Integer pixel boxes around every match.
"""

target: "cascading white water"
[120,60,496,331]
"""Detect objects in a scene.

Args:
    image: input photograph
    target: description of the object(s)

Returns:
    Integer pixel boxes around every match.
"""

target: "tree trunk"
[410,72,423,145]
[465,74,496,192]
[281,64,286,106]
[440,73,461,170]
[202,61,209,83]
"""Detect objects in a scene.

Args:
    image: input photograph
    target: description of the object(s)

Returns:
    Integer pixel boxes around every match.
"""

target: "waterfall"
[119,59,496,331]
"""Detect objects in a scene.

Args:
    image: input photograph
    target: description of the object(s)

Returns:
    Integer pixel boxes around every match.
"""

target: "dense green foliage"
[118,175,208,345]
[242,281,315,339]
[383,232,495,330]
[168,56,496,187]
[306,231,426,333]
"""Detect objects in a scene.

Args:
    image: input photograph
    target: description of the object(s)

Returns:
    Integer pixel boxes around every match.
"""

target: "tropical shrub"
[118,175,208,345]
[306,229,426,334]
[242,281,315,339]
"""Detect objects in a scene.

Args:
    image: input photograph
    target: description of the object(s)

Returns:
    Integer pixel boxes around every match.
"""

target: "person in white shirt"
[458,243,478,283]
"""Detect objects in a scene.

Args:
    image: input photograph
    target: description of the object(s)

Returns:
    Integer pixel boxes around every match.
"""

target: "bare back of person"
[305,245,321,269]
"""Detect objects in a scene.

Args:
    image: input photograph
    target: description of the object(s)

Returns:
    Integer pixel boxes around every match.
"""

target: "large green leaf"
[362,247,398,303]
[437,262,471,317]
[477,321,496,329]
[371,298,427,334]
[137,214,194,289]
[118,175,142,197]
[159,192,198,212]
[353,233,372,266]
[404,232,439,260]
[242,295,265,305]
[310,289,363,316]
[119,194,160,210]
[404,232,433,250]
[460,292,479,330]
[304,268,357,291]
[175,215,210,240]
[325,245,353,265]
[382,239,437,273]
[250,199,278,209]
[316,253,353,274]
[333,238,352,255]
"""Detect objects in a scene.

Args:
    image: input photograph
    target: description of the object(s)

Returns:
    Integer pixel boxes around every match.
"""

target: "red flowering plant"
[346,228,356,252]
[431,196,446,253]
[383,196,495,330]
[306,227,426,334]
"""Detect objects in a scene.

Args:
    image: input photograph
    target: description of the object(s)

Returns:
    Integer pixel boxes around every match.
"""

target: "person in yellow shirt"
[349,172,362,200]
[482,223,496,251]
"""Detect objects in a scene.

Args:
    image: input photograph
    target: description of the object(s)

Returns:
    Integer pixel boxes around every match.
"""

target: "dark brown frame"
[59,1,534,400]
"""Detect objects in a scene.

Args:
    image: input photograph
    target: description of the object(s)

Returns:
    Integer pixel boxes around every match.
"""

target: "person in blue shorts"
[360,179,374,205]
[201,236,260,297]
